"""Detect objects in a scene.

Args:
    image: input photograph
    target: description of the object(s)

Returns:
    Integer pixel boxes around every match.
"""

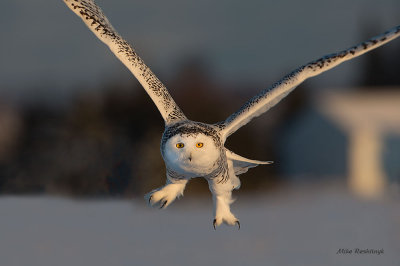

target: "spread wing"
[63,0,186,125]
[219,25,400,141]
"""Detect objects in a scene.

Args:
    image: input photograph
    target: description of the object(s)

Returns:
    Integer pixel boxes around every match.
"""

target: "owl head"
[162,131,221,176]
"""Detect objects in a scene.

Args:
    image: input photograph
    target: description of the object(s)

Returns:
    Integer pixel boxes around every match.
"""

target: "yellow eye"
[196,142,204,148]
[176,143,184,149]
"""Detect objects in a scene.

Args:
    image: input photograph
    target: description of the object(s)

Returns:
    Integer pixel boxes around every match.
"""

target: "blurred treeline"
[0,59,298,198]
[0,42,399,198]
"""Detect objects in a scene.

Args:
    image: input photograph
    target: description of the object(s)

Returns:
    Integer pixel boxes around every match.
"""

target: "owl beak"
[188,153,192,162]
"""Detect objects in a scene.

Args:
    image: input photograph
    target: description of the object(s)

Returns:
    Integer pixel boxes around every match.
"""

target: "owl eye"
[196,142,204,148]
[176,143,184,149]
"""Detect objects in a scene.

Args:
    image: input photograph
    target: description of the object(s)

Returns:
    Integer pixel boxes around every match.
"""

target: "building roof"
[317,88,400,134]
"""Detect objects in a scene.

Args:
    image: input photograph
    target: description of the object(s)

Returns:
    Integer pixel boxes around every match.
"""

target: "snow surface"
[0,183,399,266]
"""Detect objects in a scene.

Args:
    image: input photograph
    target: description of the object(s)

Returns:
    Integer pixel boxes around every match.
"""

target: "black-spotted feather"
[220,25,400,141]
[63,0,187,125]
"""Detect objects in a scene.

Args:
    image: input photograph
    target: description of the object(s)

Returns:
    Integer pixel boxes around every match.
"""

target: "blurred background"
[0,0,399,265]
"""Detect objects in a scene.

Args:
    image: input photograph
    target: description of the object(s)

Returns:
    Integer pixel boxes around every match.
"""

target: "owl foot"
[212,211,240,229]
[145,182,187,209]
[213,219,240,230]
[209,186,240,229]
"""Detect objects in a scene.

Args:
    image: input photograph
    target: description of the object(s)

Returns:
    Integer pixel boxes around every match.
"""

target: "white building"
[279,88,400,198]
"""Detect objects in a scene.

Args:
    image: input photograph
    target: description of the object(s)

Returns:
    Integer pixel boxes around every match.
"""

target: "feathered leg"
[208,160,241,229]
[145,174,188,209]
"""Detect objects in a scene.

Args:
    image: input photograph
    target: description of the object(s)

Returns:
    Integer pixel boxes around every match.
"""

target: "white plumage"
[63,0,400,229]
[163,134,220,177]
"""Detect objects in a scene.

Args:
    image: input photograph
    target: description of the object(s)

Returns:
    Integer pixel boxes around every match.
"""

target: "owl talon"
[213,219,217,230]
[235,220,240,230]
[148,195,153,204]
[160,200,167,209]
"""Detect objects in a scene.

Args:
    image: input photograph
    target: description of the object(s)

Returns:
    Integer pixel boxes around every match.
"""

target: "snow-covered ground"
[0,182,399,266]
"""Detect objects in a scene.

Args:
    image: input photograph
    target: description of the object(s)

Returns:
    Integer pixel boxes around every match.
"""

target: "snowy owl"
[64,0,400,229]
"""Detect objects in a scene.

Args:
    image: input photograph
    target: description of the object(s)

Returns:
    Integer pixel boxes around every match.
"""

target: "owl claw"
[160,200,167,209]
[148,195,153,204]
[235,220,240,230]
[212,218,240,230]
